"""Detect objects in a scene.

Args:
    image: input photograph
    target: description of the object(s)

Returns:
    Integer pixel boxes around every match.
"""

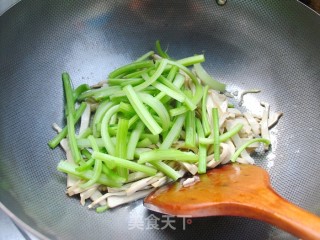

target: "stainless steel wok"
[0,1,320,239]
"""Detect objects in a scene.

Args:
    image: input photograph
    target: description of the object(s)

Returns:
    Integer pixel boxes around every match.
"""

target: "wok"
[0,1,320,239]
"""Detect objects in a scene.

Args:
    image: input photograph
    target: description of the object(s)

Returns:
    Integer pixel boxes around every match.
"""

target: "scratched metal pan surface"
[0,0,320,239]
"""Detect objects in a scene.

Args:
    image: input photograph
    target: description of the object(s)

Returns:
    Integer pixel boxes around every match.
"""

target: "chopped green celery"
[81,148,92,159]
[176,54,205,67]
[135,51,154,62]
[134,148,152,159]
[110,137,116,145]
[231,138,271,162]
[78,85,121,101]
[80,135,103,188]
[137,92,170,132]
[62,72,75,117]
[220,123,243,142]
[120,78,144,87]
[198,123,244,144]
[101,105,119,156]
[92,152,157,176]
[198,137,214,145]
[73,84,90,101]
[166,66,179,82]
[108,78,142,86]
[153,115,163,125]
[123,68,152,79]
[76,128,92,139]
[57,161,122,187]
[158,76,196,110]
[108,95,129,104]
[185,111,196,148]
[183,89,193,99]
[80,159,102,188]
[152,81,185,103]
[109,112,118,125]
[134,59,168,92]
[76,158,95,172]
[155,72,185,102]
[212,108,220,162]
[140,134,159,144]
[96,205,109,213]
[88,135,100,152]
[166,59,203,107]
[77,138,105,149]
[118,102,135,118]
[136,138,153,148]
[161,129,169,140]
[155,40,171,59]
[115,118,129,180]
[94,90,123,102]
[194,63,226,92]
[48,102,87,149]
[109,84,158,99]
[151,161,181,181]
[67,113,83,164]
[160,114,186,150]
[101,163,126,183]
[228,103,234,108]
[128,115,140,128]
[138,149,199,164]
[139,86,158,95]
[169,106,189,117]
[108,60,154,79]
[127,121,144,160]
[196,119,207,174]
[201,85,211,137]
[161,54,205,72]
[92,101,116,137]
[123,85,162,135]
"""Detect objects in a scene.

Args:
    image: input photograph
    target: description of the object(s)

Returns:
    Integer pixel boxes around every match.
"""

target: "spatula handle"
[237,188,320,240]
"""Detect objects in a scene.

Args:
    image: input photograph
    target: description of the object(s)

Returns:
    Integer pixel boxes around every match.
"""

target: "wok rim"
[0,202,48,240]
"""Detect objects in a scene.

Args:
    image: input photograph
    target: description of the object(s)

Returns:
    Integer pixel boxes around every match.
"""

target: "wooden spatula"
[144,164,320,240]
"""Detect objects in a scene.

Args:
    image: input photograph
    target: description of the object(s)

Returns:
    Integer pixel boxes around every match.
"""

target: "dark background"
[300,0,320,12]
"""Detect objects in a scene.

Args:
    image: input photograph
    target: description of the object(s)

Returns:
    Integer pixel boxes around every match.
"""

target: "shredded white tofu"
[180,162,198,175]
[227,108,242,117]
[243,112,260,136]
[268,111,283,129]
[126,176,159,196]
[182,176,200,187]
[207,143,232,168]
[239,89,261,106]
[88,191,126,209]
[52,123,62,133]
[260,102,270,149]
[90,190,107,206]
[127,171,150,183]
[107,189,153,208]
[151,176,168,188]
[221,140,235,164]
[209,90,228,113]
[91,80,107,88]
[67,183,99,196]
[80,187,98,206]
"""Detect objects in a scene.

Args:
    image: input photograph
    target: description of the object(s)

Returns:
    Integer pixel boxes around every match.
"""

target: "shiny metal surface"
[0,1,319,239]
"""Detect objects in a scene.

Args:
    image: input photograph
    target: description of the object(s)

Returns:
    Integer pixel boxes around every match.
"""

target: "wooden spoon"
[144,164,320,240]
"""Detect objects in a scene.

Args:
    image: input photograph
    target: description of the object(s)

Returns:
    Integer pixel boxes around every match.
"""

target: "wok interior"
[0,1,320,239]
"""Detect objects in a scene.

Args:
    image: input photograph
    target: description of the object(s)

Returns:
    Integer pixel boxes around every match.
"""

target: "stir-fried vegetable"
[49,41,282,212]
